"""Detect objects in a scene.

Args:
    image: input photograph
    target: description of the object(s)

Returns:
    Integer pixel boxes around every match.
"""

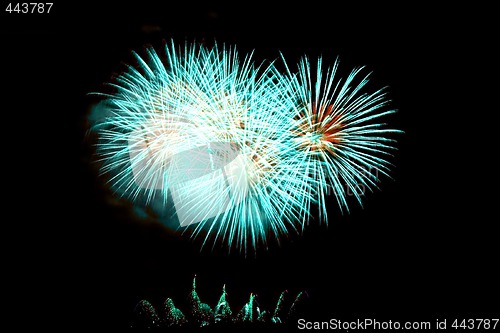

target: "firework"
[130,275,307,328]
[91,41,400,253]
[280,56,401,222]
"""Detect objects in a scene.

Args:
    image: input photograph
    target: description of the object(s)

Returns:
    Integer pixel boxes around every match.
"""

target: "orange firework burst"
[294,103,345,155]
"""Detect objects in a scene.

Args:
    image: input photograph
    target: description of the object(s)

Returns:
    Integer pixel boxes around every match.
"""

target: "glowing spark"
[90,41,401,253]
[281,56,401,222]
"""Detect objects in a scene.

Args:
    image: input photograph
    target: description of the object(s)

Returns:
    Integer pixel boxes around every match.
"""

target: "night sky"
[3,1,497,330]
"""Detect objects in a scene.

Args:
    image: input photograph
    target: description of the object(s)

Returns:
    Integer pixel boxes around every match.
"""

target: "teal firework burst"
[90,41,400,253]
[280,56,401,223]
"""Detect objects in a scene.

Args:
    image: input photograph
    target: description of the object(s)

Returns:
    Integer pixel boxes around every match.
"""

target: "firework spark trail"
[92,41,313,253]
[91,41,401,253]
[159,42,310,251]
[280,55,401,223]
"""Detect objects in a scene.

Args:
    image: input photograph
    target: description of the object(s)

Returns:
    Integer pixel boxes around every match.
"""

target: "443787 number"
[452,319,499,330]
[5,3,53,13]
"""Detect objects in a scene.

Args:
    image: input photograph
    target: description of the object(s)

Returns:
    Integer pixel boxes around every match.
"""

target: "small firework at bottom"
[130,275,307,329]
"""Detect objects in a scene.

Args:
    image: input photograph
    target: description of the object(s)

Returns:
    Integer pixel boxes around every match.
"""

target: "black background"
[2,1,497,330]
